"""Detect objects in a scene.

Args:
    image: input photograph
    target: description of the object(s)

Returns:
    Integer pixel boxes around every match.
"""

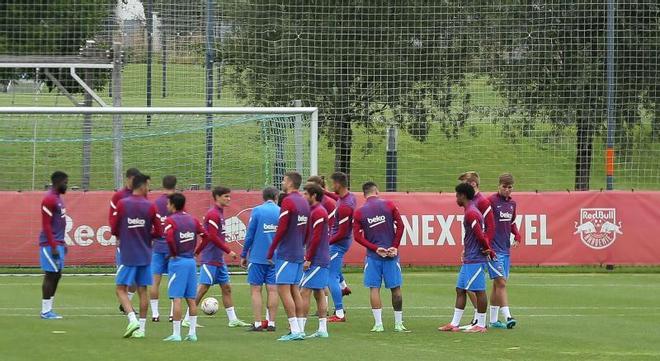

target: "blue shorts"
[274,259,303,285]
[456,263,487,291]
[199,264,230,285]
[116,264,152,286]
[300,265,329,290]
[363,256,402,289]
[40,245,65,273]
[151,252,169,276]
[167,257,197,299]
[247,263,276,286]
[486,254,509,280]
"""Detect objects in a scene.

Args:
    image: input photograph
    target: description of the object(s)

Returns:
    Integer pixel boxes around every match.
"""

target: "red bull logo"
[574,208,622,249]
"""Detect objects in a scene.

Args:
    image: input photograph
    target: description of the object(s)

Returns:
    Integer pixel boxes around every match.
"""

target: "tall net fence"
[1,1,658,191]
[0,110,314,191]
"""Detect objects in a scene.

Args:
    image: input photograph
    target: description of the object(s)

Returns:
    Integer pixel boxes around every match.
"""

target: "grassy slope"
[1,65,658,192]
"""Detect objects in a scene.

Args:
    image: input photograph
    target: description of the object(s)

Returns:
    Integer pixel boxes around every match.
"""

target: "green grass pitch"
[1,271,659,361]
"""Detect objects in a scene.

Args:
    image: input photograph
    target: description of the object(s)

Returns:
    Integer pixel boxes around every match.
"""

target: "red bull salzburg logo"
[574,208,622,249]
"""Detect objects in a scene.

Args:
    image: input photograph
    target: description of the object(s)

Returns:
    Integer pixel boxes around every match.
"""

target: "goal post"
[0,106,318,191]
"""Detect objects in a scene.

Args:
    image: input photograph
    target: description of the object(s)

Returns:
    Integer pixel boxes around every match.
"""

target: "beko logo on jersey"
[263,224,277,233]
[127,218,146,228]
[499,211,513,220]
[179,231,195,242]
[367,215,386,228]
[297,215,308,225]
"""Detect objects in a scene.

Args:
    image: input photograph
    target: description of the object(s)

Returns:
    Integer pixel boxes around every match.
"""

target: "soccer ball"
[201,297,219,315]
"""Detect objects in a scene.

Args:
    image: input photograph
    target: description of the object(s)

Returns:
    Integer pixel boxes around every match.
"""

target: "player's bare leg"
[41,271,62,319]
[221,283,249,327]
[490,277,515,329]
[266,284,278,330]
[185,298,198,340]
[250,285,264,325]
[134,286,149,337]
[369,287,384,332]
[462,290,488,333]
[150,274,162,321]
[165,298,184,341]
[116,284,140,337]
[183,284,209,328]
[306,289,328,338]
[276,284,304,339]
[391,287,409,332]
[300,288,313,334]
[459,290,479,329]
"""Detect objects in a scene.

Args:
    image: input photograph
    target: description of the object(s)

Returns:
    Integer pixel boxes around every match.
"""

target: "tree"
[0,0,115,92]
[483,1,659,190]
[220,0,477,177]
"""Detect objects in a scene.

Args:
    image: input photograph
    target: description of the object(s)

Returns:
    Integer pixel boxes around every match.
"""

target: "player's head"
[162,175,177,191]
[303,182,324,206]
[455,182,475,207]
[282,171,302,192]
[330,172,348,193]
[132,173,151,196]
[277,191,288,207]
[362,181,379,197]
[262,186,279,203]
[125,168,141,189]
[167,192,186,213]
[458,171,480,191]
[498,173,515,198]
[307,175,326,190]
[51,171,69,194]
[212,186,231,207]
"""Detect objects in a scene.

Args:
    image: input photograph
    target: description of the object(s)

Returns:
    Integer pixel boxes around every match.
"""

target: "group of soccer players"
[38,167,519,340]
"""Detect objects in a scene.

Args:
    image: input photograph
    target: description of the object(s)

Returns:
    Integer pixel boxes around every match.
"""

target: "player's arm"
[241,211,259,259]
[165,218,177,257]
[149,204,162,239]
[388,201,405,249]
[329,204,352,245]
[482,199,496,243]
[510,204,521,243]
[352,210,378,252]
[205,212,232,254]
[467,210,494,258]
[108,193,120,224]
[323,190,339,201]
[305,212,325,262]
[110,200,123,237]
[41,195,59,251]
[266,198,293,260]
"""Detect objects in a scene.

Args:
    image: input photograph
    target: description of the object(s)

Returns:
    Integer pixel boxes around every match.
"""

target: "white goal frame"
[1,106,319,190]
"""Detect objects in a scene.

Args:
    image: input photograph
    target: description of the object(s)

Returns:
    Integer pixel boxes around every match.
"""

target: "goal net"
[0,107,318,191]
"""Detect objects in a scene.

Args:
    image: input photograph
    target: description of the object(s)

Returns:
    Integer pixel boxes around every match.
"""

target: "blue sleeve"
[241,208,259,258]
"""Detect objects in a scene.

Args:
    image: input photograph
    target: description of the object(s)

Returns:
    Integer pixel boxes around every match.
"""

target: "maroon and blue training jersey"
[305,203,330,267]
[321,195,336,231]
[109,187,132,225]
[152,193,171,254]
[329,192,356,252]
[472,192,495,244]
[488,193,520,256]
[198,206,232,266]
[39,190,66,248]
[165,211,206,259]
[463,203,489,264]
[111,195,161,266]
[353,196,404,259]
[267,191,310,262]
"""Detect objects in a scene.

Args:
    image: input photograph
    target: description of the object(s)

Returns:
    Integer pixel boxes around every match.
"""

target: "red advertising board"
[0,190,657,266]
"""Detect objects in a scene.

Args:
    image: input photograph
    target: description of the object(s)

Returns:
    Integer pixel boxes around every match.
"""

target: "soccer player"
[111,173,162,338]
[326,172,356,322]
[458,171,496,327]
[150,175,177,322]
[163,192,206,342]
[240,186,280,332]
[39,171,68,319]
[185,186,250,328]
[266,171,310,341]
[110,167,141,312]
[439,183,495,333]
[299,183,331,339]
[353,182,408,333]
[487,173,520,329]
